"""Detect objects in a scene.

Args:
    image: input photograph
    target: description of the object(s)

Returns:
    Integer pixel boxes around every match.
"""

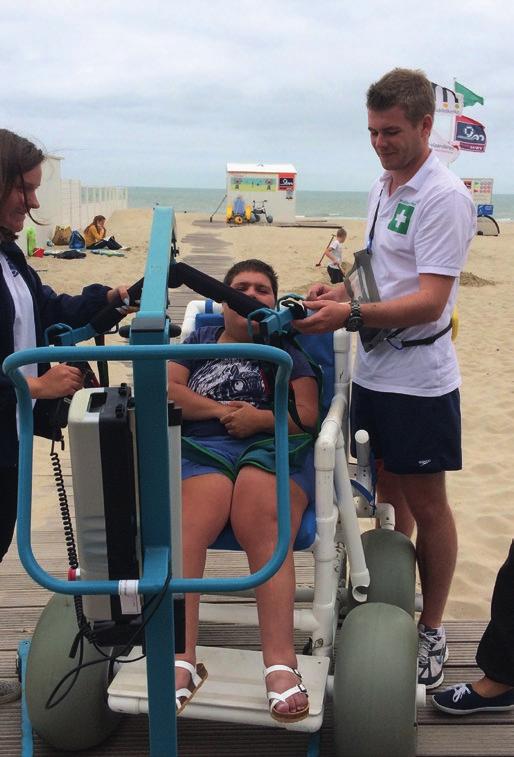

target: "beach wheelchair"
[7,208,423,757]
[226,196,253,225]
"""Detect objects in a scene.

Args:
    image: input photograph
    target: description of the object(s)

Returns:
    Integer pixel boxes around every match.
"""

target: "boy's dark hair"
[366,68,435,125]
[224,259,278,300]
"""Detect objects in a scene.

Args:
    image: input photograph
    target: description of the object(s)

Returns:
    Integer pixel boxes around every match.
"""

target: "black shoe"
[432,683,514,714]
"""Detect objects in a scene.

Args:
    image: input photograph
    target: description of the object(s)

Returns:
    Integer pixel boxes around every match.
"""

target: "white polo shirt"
[327,239,343,269]
[353,151,476,397]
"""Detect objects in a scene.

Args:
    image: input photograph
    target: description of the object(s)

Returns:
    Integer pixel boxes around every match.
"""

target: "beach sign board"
[226,163,297,222]
[461,178,493,207]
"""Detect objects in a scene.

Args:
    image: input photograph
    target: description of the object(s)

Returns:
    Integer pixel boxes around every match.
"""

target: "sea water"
[127,186,514,221]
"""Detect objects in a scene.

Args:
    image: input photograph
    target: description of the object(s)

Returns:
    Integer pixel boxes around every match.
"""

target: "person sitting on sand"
[167,259,318,722]
[432,541,514,714]
[83,215,123,250]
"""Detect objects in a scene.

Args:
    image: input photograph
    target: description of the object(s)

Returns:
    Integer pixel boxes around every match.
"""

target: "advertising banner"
[429,127,460,165]
[278,174,295,191]
[455,116,487,152]
[230,175,277,192]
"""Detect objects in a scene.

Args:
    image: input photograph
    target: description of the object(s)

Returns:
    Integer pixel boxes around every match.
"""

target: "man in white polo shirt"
[294,68,476,690]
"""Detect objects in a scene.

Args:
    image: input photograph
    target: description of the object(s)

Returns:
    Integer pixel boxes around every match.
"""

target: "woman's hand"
[220,401,272,438]
[106,285,138,314]
[27,364,84,400]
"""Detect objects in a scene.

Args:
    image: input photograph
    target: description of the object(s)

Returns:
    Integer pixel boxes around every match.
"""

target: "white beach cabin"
[226,163,297,223]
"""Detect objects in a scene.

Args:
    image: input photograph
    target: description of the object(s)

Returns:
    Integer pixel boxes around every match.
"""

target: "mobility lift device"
[5,207,424,757]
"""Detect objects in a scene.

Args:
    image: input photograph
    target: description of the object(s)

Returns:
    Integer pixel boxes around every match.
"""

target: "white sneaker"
[418,623,449,690]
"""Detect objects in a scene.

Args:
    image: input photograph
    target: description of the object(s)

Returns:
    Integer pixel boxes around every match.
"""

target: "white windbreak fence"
[61,181,128,231]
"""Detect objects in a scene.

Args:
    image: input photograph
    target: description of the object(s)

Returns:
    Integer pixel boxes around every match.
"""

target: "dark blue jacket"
[0,240,111,466]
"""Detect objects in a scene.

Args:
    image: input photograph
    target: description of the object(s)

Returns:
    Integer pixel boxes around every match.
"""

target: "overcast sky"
[4,1,513,192]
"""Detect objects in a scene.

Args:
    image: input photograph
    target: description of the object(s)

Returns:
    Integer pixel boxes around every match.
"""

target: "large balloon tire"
[334,602,418,757]
[350,528,416,616]
[26,594,121,751]
[266,215,273,224]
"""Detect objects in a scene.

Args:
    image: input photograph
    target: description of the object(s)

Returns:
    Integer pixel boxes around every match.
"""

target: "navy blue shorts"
[350,383,462,474]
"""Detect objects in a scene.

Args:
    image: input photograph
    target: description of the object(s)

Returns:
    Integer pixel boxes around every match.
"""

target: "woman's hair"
[84,215,106,234]
[0,129,44,240]
[223,259,278,300]
[366,68,435,125]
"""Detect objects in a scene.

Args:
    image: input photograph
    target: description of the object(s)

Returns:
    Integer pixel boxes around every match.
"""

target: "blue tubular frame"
[3,208,294,757]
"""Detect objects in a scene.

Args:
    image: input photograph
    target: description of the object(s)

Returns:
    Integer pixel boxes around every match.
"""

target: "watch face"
[346,316,363,332]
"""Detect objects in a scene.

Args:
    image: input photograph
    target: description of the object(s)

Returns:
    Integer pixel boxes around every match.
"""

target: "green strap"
[181,437,235,481]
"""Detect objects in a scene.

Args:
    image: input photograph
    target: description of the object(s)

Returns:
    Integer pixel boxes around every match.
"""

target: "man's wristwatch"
[345,300,364,332]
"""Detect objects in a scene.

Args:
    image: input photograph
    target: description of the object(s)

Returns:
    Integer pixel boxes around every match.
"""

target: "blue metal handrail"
[3,342,293,596]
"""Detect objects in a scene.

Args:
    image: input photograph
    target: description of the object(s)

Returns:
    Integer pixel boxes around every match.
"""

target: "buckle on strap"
[387,320,452,350]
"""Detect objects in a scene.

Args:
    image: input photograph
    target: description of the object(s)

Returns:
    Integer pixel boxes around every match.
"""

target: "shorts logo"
[388,202,415,234]
[418,459,432,467]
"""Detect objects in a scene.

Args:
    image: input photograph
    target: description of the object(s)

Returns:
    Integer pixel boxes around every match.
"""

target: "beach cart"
[6,208,423,757]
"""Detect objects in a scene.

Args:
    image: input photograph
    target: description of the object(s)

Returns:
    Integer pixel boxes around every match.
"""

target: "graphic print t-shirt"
[172,325,314,436]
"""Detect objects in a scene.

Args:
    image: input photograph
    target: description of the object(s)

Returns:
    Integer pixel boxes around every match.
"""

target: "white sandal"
[264,664,309,723]
[175,660,208,714]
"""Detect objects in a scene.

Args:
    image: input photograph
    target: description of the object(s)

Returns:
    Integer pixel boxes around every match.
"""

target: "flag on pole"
[429,127,460,165]
[454,81,484,107]
[454,115,486,152]
[431,82,462,114]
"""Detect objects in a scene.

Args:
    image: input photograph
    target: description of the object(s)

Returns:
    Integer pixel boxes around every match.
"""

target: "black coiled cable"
[50,445,94,648]
[50,449,78,570]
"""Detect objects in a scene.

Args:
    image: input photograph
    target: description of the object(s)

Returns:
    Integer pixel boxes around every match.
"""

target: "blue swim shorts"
[181,433,315,504]
[350,382,462,474]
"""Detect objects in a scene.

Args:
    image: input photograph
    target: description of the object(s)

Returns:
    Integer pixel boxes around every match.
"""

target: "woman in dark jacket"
[0,128,131,703]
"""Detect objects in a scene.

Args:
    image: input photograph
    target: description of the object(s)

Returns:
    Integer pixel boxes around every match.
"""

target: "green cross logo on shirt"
[387,202,415,234]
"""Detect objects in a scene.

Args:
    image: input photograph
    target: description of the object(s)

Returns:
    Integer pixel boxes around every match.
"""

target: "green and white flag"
[388,202,415,235]
[454,80,484,107]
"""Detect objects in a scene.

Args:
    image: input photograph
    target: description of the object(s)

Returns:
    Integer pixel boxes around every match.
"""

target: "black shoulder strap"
[387,320,452,349]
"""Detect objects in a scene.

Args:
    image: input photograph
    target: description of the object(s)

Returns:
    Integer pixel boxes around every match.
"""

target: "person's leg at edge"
[230,467,309,717]
[0,467,22,703]
[474,540,514,697]
[175,473,233,696]
[398,471,457,629]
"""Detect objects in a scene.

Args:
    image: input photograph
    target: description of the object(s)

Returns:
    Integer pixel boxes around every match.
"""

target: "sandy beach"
[29,209,514,621]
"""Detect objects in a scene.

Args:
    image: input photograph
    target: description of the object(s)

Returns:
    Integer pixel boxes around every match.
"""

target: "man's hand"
[220,401,268,438]
[293,299,350,334]
[306,281,347,301]
[306,282,334,300]
[28,364,84,400]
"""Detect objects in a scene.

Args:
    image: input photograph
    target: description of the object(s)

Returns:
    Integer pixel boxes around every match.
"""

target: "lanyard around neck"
[366,188,384,254]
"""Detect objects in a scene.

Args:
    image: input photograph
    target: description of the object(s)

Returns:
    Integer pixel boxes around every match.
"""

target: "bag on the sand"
[52,249,86,259]
[52,225,72,245]
[69,230,86,250]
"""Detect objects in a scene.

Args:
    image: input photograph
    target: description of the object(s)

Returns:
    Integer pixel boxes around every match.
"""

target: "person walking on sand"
[293,68,476,690]
[324,227,347,284]
[0,128,134,704]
